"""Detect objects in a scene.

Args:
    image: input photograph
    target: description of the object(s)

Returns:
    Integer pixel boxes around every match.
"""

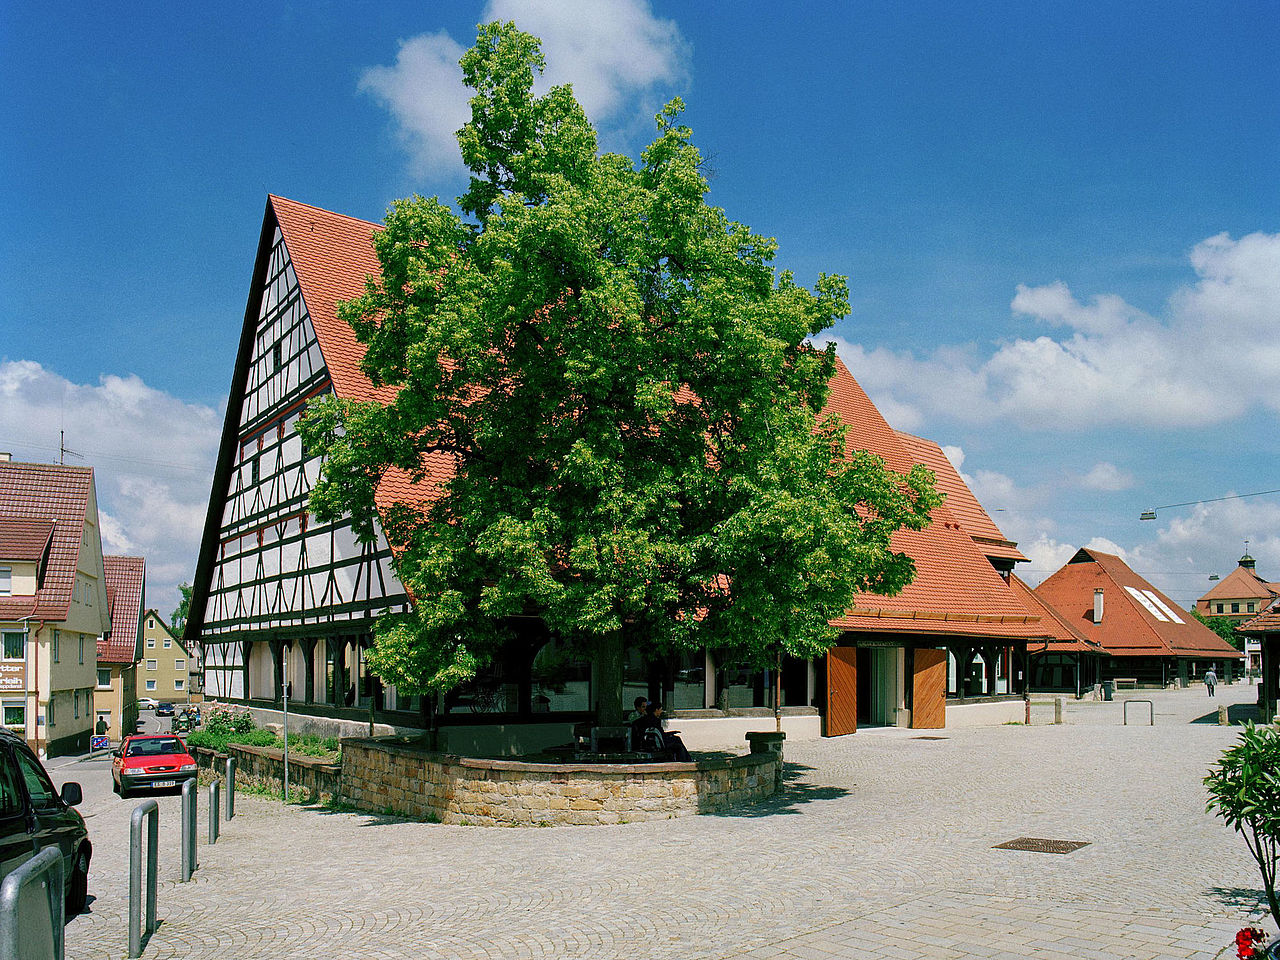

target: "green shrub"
[1205,722,1280,927]
[203,706,255,737]
[187,728,278,754]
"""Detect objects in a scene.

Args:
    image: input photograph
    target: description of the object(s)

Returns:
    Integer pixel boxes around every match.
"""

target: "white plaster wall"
[672,714,822,750]
[944,699,1025,727]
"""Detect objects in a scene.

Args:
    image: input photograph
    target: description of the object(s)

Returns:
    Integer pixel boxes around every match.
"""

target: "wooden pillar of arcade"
[910,648,947,729]
[301,639,317,704]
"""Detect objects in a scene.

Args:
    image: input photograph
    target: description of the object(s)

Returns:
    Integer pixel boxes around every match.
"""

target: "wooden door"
[826,647,858,736]
[911,648,947,729]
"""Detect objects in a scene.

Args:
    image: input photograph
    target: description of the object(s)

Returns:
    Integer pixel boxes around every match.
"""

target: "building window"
[74,690,79,719]
[146,660,157,671]
[1232,603,1240,613]
[1216,603,1224,613]
[145,679,156,691]
[51,630,59,662]
[272,341,283,371]
[1248,602,1256,613]
[2,703,24,735]
[163,639,172,649]
[79,634,84,664]
[1,632,23,661]
[148,618,154,629]
[98,668,111,688]
[175,679,185,691]
[0,568,10,595]
[147,637,155,648]
[47,697,55,727]
[175,659,185,671]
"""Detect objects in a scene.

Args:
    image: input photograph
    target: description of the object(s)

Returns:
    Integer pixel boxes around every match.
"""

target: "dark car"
[155,702,175,717]
[112,735,197,796]
[0,727,91,915]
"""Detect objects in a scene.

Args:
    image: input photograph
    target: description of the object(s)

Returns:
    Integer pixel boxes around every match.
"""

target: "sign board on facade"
[0,662,25,691]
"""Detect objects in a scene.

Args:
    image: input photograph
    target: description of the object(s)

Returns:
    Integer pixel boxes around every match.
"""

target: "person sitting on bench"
[631,702,691,762]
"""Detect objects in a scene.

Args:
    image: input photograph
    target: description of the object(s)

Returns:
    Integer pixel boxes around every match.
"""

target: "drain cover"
[994,837,1090,855]
[911,736,948,740]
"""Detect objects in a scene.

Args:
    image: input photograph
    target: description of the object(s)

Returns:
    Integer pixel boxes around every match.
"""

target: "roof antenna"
[59,430,83,465]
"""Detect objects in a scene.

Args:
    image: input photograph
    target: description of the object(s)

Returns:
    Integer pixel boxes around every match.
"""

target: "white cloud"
[833,231,1280,432]
[0,361,221,619]
[360,0,691,175]
[1079,462,1133,492]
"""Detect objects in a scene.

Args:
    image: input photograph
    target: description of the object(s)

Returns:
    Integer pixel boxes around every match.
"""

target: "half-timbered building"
[188,196,1052,750]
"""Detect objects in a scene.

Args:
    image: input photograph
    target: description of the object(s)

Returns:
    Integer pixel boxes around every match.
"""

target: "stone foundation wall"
[340,737,781,826]
[192,744,341,800]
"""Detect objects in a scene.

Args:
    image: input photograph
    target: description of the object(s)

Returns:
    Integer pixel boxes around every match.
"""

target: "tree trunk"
[596,630,625,725]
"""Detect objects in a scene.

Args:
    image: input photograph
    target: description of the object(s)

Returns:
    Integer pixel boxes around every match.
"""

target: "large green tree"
[300,22,941,722]
[1192,611,1245,651]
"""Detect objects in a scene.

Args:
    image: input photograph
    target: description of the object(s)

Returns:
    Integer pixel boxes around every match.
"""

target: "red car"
[111,735,197,797]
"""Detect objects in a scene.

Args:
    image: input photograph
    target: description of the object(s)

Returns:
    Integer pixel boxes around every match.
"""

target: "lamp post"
[281,647,289,802]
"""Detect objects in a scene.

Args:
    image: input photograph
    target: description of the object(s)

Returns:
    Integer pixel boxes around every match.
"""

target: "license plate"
[152,780,176,788]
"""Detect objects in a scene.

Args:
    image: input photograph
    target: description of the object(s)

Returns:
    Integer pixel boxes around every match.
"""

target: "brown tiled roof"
[100,556,145,664]
[1007,574,1106,654]
[0,518,55,565]
[1195,561,1278,614]
[0,462,93,621]
[1239,599,1280,635]
[895,432,1027,564]
[258,197,1049,645]
[1035,548,1243,659]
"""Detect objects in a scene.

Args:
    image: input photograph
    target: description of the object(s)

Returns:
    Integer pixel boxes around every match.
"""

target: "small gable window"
[1247,602,1255,613]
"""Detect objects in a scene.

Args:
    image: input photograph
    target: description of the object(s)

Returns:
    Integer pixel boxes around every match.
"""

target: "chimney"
[1093,588,1104,624]
[0,452,10,462]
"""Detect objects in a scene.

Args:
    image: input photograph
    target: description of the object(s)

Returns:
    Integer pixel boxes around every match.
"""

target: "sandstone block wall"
[339,738,780,826]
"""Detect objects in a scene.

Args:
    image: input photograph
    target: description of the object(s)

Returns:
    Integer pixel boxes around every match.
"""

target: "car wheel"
[66,846,89,916]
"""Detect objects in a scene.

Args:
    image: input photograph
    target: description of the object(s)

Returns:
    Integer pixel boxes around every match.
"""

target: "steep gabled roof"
[824,363,1048,641]
[0,518,55,566]
[895,432,1027,565]
[100,556,145,665]
[1035,547,1242,659]
[1007,573,1106,654]
[0,462,94,621]
[141,609,191,657]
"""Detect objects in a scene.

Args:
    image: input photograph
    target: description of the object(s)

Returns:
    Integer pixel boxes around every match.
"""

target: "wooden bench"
[1113,678,1138,690]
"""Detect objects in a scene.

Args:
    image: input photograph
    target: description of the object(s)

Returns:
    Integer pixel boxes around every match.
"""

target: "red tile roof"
[1195,560,1278,615]
[0,462,94,621]
[1007,574,1106,654]
[1035,547,1243,659]
[1239,599,1280,635]
[100,556,145,664]
[895,432,1027,564]
[0,518,55,565]
[272,196,1049,645]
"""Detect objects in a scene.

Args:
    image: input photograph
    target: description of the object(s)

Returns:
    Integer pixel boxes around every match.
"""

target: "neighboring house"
[1239,601,1280,720]
[139,611,192,703]
[0,457,111,756]
[186,197,1051,749]
[1035,548,1243,687]
[1196,552,1279,621]
[98,556,145,740]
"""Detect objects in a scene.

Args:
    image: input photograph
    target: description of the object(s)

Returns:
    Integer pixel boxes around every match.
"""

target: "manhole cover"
[911,736,948,740]
[994,837,1090,855]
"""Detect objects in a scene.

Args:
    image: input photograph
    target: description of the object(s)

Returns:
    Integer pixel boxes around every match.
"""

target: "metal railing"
[181,778,198,881]
[129,800,159,959]
[1123,699,1154,726]
[0,846,64,960]
[225,756,236,819]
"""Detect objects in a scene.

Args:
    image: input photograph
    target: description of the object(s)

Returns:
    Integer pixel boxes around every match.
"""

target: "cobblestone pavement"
[59,684,1274,960]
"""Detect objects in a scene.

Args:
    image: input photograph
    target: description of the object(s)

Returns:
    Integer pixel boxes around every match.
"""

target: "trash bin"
[1101,680,1114,701]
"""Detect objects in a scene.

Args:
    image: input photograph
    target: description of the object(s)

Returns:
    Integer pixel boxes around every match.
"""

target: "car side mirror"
[61,782,83,806]
[111,748,122,758]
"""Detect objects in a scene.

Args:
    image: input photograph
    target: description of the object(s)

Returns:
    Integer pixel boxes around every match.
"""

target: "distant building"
[1239,602,1280,720]
[1035,548,1243,687]
[0,457,111,755]
[1009,573,1110,697]
[98,555,145,740]
[1196,553,1279,620]
[139,611,193,703]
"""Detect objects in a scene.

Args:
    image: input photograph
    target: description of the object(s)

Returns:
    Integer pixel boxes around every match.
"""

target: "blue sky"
[2,0,1277,614]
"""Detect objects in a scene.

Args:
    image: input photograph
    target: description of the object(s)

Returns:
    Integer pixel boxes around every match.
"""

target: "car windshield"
[126,738,186,757]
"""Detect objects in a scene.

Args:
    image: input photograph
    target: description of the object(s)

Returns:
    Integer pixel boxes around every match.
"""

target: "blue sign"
[90,735,110,751]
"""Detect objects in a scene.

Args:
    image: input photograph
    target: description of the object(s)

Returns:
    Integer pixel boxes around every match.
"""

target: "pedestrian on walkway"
[1204,667,1217,697]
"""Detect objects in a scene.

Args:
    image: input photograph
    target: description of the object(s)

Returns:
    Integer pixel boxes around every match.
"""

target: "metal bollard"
[181,779,198,881]
[129,800,159,959]
[1054,697,1064,725]
[0,846,64,960]
[208,780,220,844]
[224,756,236,820]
